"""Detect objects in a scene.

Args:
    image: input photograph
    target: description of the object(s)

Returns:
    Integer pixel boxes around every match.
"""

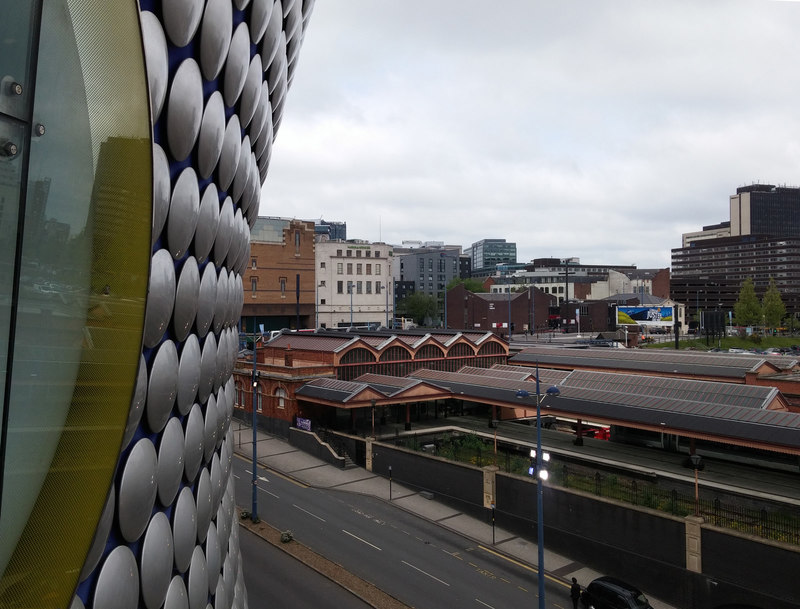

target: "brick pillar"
[366,438,373,472]
[483,465,499,509]
[685,515,703,573]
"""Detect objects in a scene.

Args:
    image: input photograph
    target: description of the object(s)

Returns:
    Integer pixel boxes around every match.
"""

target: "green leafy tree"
[733,277,762,327]
[402,293,439,325]
[446,277,487,292]
[762,277,786,331]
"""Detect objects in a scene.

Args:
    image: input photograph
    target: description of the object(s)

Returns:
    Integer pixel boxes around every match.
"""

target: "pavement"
[232,422,677,609]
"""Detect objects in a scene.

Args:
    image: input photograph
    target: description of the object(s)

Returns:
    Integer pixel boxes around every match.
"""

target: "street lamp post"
[516,365,560,609]
[251,320,259,523]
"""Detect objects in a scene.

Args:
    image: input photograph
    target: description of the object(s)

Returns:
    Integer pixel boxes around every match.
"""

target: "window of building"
[356,263,362,275]
[347,281,353,293]
[279,277,287,297]
[320,298,326,304]
[376,280,382,293]
[251,257,257,269]
[374,250,380,258]
[366,264,372,275]
[347,250,352,257]
[294,230,300,252]
[347,263,353,274]
[366,251,371,257]
[357,281,362,294]
[356,250,362,257]
[255,386,263,412]
[320,261,326,269]
[251,277,257,295]
[336,249,342,256]
[337,262,343,274]
[275,388,286,409]
[319,280,326,287]
[376,264,381,275]
[235,383,243,408]
[337,281,343,294]
[366,282,372,294]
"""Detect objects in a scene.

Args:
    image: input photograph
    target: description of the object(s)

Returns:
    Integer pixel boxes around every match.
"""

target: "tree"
[762,277,786,332]
[402,293,439,325]
[446,277,487,292]
[733,277,762,327]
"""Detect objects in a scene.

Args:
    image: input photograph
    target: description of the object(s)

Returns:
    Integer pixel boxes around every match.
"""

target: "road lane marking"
[342,529,382,551]
[260,488,280,499]
[478,545,568,588]
[401,560,450,586]
[475,599,495,609]
[243,469,270,483]
[293,504,326,522]
[234,453,308,488]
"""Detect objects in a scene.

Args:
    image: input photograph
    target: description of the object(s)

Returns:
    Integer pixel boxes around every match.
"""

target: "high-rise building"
[673,184,800,322]
[0,4,314,609]
[393,244,461,323]
[467,238,517,275]
[730,184,800,239]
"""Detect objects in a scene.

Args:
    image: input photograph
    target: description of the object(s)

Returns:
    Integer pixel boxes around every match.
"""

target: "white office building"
[315,240,394,329]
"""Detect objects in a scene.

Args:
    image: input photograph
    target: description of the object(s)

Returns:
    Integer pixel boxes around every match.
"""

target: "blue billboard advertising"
[617,306,673,326]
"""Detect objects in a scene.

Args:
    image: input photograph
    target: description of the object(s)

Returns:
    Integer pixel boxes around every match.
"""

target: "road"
[233,455,574,609]
[240,527,373,609]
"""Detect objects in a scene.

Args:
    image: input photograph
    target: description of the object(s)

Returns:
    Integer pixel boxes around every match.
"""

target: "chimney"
[284,344,293,367]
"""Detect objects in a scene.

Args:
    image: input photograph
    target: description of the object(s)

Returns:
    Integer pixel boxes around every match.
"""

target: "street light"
[251,321,260,523]
[516,365,560,609]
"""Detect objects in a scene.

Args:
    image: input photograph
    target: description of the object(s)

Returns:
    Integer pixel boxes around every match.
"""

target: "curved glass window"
[0,2,151,607]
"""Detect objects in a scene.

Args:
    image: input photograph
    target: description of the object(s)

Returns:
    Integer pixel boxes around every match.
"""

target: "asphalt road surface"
[233,455,574,609]
[239,526,373,609]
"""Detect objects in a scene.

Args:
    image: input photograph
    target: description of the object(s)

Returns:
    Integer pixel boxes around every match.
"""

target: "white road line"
[475,599,495,609]
[293,504,326,522]
[260,488,280,499]
[342,529,382,551]
[244,469,270,483]
[401,560,450,586]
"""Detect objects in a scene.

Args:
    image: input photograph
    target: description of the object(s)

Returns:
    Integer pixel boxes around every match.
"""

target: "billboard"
[617,306,673,327]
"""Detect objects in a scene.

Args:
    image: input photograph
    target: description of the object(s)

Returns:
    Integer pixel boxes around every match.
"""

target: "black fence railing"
[397,433,800,546]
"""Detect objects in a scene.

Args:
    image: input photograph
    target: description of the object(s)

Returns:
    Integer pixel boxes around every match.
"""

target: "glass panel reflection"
[0,1,151,606]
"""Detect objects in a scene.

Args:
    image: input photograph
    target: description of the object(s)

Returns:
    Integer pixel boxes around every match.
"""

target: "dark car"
[581,576,653,609]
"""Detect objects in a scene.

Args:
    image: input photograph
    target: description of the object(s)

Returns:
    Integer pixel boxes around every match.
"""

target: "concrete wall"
[365,439,800,609]
[370,444,484,513]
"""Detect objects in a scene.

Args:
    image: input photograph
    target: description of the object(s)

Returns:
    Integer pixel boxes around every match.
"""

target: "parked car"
[581,576,653,609]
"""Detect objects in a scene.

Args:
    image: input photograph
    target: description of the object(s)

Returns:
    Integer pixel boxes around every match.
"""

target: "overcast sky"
[260,0,800,269]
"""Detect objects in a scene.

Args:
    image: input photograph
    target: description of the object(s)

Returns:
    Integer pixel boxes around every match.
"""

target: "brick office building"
[242,217,317,333]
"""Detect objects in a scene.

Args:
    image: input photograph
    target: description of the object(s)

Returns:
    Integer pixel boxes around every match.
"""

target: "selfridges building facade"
[0,1,313,608]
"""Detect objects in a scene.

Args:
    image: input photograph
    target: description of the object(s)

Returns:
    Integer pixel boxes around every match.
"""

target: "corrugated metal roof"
[509,346,795,378]
[561,369,776,410]
[268,334,352,351]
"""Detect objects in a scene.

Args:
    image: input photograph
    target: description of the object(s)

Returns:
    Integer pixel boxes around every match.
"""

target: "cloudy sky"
[261,0,800,269]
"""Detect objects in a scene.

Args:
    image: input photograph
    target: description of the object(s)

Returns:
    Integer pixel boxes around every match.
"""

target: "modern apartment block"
[393,244,461,320]
[465,238,517,275]
[244,218,317,333]
[672,184,800,321]
[315,240,394,328]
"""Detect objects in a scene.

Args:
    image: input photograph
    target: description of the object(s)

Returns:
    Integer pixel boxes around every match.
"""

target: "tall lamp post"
[516,365,560,609]
[251,321,260,523]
